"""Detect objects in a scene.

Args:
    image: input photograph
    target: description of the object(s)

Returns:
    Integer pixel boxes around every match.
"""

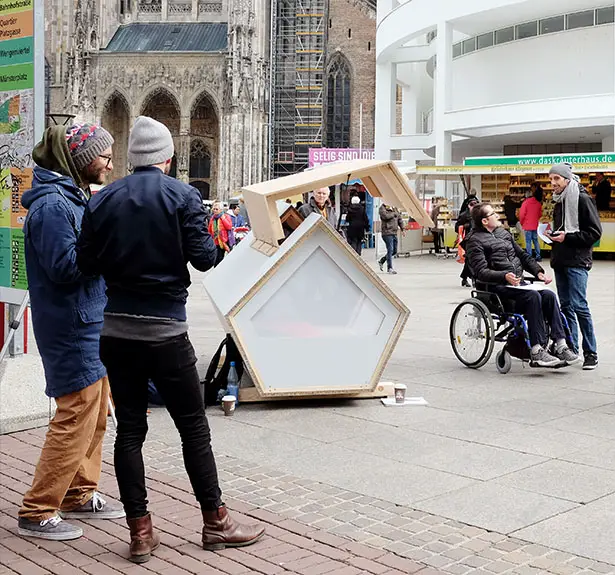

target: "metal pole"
[268,0,277,180]
[0,293,29,364]
[108,398,117,429]
[359,102,363,154]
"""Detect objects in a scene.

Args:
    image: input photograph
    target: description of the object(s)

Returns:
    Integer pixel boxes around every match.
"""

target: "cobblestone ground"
[100,421,615,575]
[3,428,436,575]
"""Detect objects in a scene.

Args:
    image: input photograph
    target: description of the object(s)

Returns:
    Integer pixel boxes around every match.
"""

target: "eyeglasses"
[484,211,497,219]
[99,154,113,168]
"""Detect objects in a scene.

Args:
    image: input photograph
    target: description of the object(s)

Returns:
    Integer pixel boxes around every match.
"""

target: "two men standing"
[19,116,264,561]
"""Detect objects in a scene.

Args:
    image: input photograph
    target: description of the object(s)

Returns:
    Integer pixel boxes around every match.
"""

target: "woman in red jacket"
[519,183,543,261]
[208,201,233,267]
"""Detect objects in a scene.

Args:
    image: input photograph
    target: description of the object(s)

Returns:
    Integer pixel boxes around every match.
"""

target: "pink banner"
[308,148,375,168]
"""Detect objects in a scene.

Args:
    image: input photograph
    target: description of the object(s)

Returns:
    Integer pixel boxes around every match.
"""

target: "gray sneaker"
[60,492,125,520]
[530,347,566,368]
[554,346,582,366]
[18,515,83,541]
[387,269,397,275]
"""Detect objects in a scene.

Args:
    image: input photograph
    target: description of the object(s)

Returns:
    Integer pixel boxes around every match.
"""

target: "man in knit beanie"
[77,116,264,563]
[18,124,124,542]
[547,162,602,370]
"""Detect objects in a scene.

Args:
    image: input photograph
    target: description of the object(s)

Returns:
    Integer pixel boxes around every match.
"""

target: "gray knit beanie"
[128,116,174,168]
[65,123,114,172]
[549,162,574,180]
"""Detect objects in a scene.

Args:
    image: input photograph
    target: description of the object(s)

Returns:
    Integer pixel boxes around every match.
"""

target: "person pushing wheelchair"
[466,202,579,368]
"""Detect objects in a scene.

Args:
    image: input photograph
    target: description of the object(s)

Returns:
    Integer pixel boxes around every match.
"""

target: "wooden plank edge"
[238,382,395,403]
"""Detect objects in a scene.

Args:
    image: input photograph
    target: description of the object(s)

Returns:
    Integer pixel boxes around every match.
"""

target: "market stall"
[410,159,615,254]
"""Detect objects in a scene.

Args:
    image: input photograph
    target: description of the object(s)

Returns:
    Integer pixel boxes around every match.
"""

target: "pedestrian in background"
[345,195,369,255]
[18,123,124,541]
[209,201,234,266]
[77,116,264,563]
[503,194,523,236]
[519,182,543,261]
[229,203,247,228]
[430,197,445,254]
[593,172,612,211]
[378,203,405,274]
[299,186,337,228]
[455,195,479,287]
[238,196,250,227]
[547,163,602,370]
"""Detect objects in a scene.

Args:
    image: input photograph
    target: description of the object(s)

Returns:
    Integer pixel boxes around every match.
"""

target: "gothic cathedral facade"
[45,0,375,199]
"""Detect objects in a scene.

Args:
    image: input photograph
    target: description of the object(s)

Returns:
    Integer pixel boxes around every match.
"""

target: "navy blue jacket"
[76,166,216,320]
[21,167,107,398]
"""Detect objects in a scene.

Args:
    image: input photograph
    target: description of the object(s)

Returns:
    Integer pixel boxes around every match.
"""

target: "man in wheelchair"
[466,203,579,368]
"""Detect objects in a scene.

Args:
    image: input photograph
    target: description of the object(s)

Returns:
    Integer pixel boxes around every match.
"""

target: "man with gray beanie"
[18,123,124,542]
[77,116,264,563]
[547,162,602,370]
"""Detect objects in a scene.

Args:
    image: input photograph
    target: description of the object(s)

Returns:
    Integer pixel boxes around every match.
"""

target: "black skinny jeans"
[100,333,222,519]
[491,287,566,347]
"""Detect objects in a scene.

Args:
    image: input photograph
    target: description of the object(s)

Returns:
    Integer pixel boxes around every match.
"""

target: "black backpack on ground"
[201,334,244,406]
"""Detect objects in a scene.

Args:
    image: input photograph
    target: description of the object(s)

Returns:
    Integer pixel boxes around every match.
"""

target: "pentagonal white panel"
[216,215,408,397]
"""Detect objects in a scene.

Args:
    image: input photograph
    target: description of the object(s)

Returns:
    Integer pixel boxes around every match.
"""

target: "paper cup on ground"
[222,395,236,416]
[394,384,407,404]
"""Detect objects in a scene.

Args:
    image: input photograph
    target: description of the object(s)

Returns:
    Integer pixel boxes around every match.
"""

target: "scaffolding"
[270,0,327,178]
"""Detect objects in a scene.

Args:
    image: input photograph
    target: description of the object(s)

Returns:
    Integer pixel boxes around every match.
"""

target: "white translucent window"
[251,247,385,338]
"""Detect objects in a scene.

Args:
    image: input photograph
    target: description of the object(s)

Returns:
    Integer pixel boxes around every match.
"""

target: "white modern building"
[375,0,615,167]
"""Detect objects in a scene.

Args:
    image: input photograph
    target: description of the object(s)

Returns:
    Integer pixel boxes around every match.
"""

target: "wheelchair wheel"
[495,349,512,374]
[450,299,495,368]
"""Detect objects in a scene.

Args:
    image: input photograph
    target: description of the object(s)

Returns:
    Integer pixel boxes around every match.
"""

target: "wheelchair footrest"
[528,360,567,369]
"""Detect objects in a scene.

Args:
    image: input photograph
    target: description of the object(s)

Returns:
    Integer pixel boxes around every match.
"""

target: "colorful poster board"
[0,0,36,296]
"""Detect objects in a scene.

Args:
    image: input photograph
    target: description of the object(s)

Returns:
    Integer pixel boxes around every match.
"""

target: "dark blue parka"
[21,167,106,398]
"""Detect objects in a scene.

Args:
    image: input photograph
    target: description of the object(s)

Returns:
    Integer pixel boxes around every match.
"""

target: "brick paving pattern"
[127,425,615,575]
[0,426,613,575]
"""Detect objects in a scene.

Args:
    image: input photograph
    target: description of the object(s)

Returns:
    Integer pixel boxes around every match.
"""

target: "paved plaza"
[1,254,614,574]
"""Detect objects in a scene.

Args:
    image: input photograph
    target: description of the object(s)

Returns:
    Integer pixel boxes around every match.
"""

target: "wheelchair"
[449,278,572,374]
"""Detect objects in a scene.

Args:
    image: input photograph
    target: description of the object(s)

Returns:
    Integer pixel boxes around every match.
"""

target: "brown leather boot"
[202,505,265,551]
[126,513,160,563]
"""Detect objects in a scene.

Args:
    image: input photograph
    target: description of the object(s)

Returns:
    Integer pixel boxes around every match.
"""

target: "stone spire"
[64,0,98,122]
[219,0,269,196]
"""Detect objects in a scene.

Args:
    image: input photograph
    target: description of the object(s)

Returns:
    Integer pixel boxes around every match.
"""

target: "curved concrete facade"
[375,0,615,165]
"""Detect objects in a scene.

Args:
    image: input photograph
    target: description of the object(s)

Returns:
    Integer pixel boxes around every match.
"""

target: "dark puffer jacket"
[466,226,543,285]
[550,188,602,270]
[345,203,369,239]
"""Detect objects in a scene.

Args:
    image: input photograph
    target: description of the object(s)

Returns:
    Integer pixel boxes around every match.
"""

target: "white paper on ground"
[381,397,429,407]
[537,223,553,244]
